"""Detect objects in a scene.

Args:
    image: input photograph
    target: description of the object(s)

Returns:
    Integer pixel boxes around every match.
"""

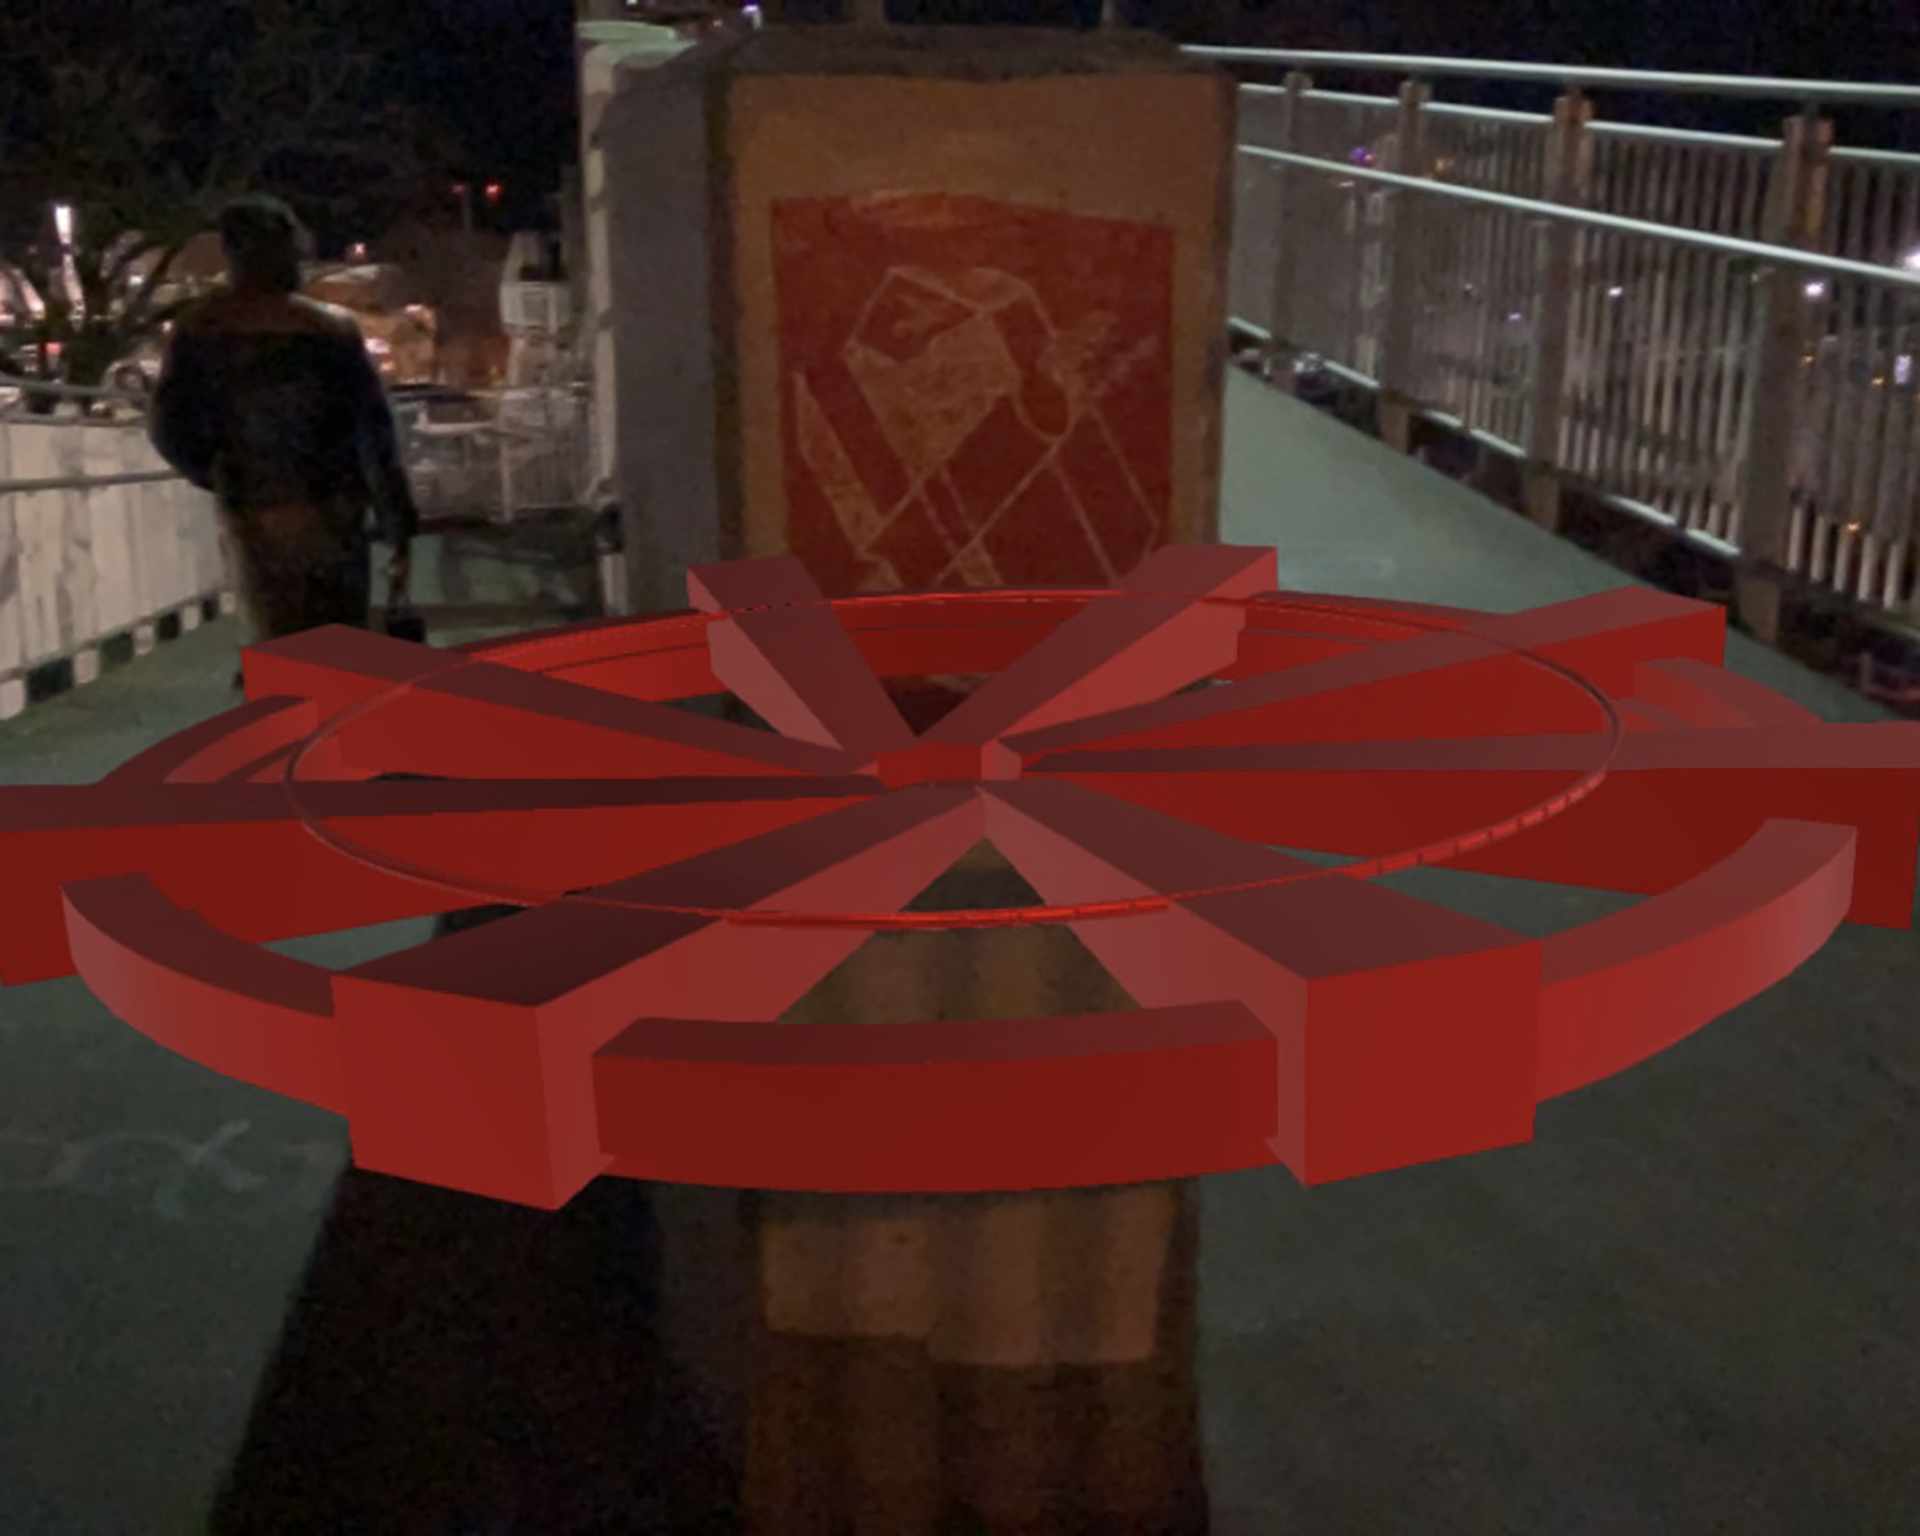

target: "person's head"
[216,196,310,295]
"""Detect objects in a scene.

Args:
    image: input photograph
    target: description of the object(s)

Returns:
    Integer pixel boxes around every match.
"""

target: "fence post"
[1263,69,1313,392]
[1376,79,1430,455]
[1733,108,1831,644]
[1522,89,1593,533]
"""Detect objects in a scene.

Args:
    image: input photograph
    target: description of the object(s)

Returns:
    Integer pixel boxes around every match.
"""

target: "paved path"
[1,371,1915,1532]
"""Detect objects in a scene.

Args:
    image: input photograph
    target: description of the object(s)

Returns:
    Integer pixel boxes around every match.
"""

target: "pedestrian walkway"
[1,370,1915,1533]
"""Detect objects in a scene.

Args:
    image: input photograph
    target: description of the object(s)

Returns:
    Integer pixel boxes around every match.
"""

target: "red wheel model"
[3,544,1916,1209]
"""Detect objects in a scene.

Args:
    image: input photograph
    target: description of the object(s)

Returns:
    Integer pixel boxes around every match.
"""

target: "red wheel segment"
[2,544,1916,1208]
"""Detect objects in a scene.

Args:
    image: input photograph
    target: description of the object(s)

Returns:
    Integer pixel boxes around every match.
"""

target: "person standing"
[149,196,418,681]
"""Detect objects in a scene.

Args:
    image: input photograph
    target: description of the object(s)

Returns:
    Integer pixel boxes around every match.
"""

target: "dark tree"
[0,0,446,386]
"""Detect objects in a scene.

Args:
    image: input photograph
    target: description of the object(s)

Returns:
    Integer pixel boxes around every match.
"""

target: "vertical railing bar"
[1638,142,1672,514]
[1699,239,1738,539]
[1481,144,1507,427]
[1512,127,1538,443]
[1714,153,1766,540]
[1674,144,1707,518]
[1464,124,1489,426]
[1649,142,1689,521]
[1495,126,1521,441]
[1462,132,1492,425]
[1572,241,1602,481]
[1441,136,1469,416]
[1624,140,1660,502]
[1787,499,1809,575]
[1854,179,1903,592]
[1600,143,1633,496]
[1441,113,1464,411]
[1888,166,1920,597]
[1343,102,1369,374]
[1561,124,1600,480]
[1674,148,1715,529]
[1522,92,1591,526]
[1809,489,1833,584]
[1592,136,1629,485]
[1598,227,1630,494]
[1826,163,1876,588]
[1264,70,1313,381]
[1733,110,1831,635]
[1812,162,1850,582]
[1375,80,1431,449]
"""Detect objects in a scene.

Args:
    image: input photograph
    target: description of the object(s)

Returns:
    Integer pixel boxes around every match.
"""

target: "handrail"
[1193,47,1920,110]
[0,470,179,497]
[1241,144,1920,292]
[0,373,146,405]
[1236,81,1920,166]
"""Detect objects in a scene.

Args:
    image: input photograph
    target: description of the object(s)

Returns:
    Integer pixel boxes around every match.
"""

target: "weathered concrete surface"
[600,26,1234,613]
[1204,373,1920,1534]
[0,371,1914,1532]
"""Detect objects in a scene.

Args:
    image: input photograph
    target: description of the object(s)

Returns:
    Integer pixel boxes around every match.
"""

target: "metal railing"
[394,385,595,524]
[0,414,229,681]
[1216,49,1920,630]
[0,370,596,521]
[0,373,151,425]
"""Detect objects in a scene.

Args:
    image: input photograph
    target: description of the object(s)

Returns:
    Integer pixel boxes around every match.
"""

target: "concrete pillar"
[1734,109,1832,644]
[1521,89,1594,533]
[597,26,1236,614]
[745,852,1207,1532]
[1374,79,1430,455]
[575,20,693,524]
[586,27,1231,1527]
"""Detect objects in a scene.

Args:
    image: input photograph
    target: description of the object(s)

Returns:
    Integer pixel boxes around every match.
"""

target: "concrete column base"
[1377,393,1419,455]
[1734,567,1786,645]
[1521,462,1563,533]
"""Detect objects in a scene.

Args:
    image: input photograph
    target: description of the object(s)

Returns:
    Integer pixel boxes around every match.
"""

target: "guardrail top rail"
[1189,47,1920,111]
[1209,45,1920,633]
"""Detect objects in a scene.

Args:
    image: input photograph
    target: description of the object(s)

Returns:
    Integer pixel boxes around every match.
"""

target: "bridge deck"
[1,372,1914,1532]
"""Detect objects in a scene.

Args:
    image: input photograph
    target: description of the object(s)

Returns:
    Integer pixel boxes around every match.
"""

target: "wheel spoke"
[689,556,915,757]
[0,774,880,984]
[917,545,1278,749]
[1028,721,1920,926]
[14,565,1910,1206]
[1440,721,1920,926]
[980,779,1541,1184]
[342,784,984,1009]
[242,624,867,779]
[331,785,986,1206]
[1028,733,1613,856]
[1007,587,1722,758]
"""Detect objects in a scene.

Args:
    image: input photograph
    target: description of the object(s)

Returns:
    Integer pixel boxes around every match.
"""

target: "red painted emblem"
[2,547,1916,1209]
[773,192,1178,593]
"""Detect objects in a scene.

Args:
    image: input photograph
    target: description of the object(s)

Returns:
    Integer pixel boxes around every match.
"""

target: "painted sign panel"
[772,192,1177,594]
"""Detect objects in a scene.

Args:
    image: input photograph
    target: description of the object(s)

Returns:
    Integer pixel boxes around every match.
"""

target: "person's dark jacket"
[149,293,419,549]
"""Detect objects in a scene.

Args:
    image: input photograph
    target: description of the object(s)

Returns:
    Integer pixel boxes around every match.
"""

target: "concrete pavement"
[0,370,1914,1532]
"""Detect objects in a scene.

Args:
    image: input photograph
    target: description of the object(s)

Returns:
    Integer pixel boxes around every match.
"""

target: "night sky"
[339,0,1920,231]
[385,0,580,225]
